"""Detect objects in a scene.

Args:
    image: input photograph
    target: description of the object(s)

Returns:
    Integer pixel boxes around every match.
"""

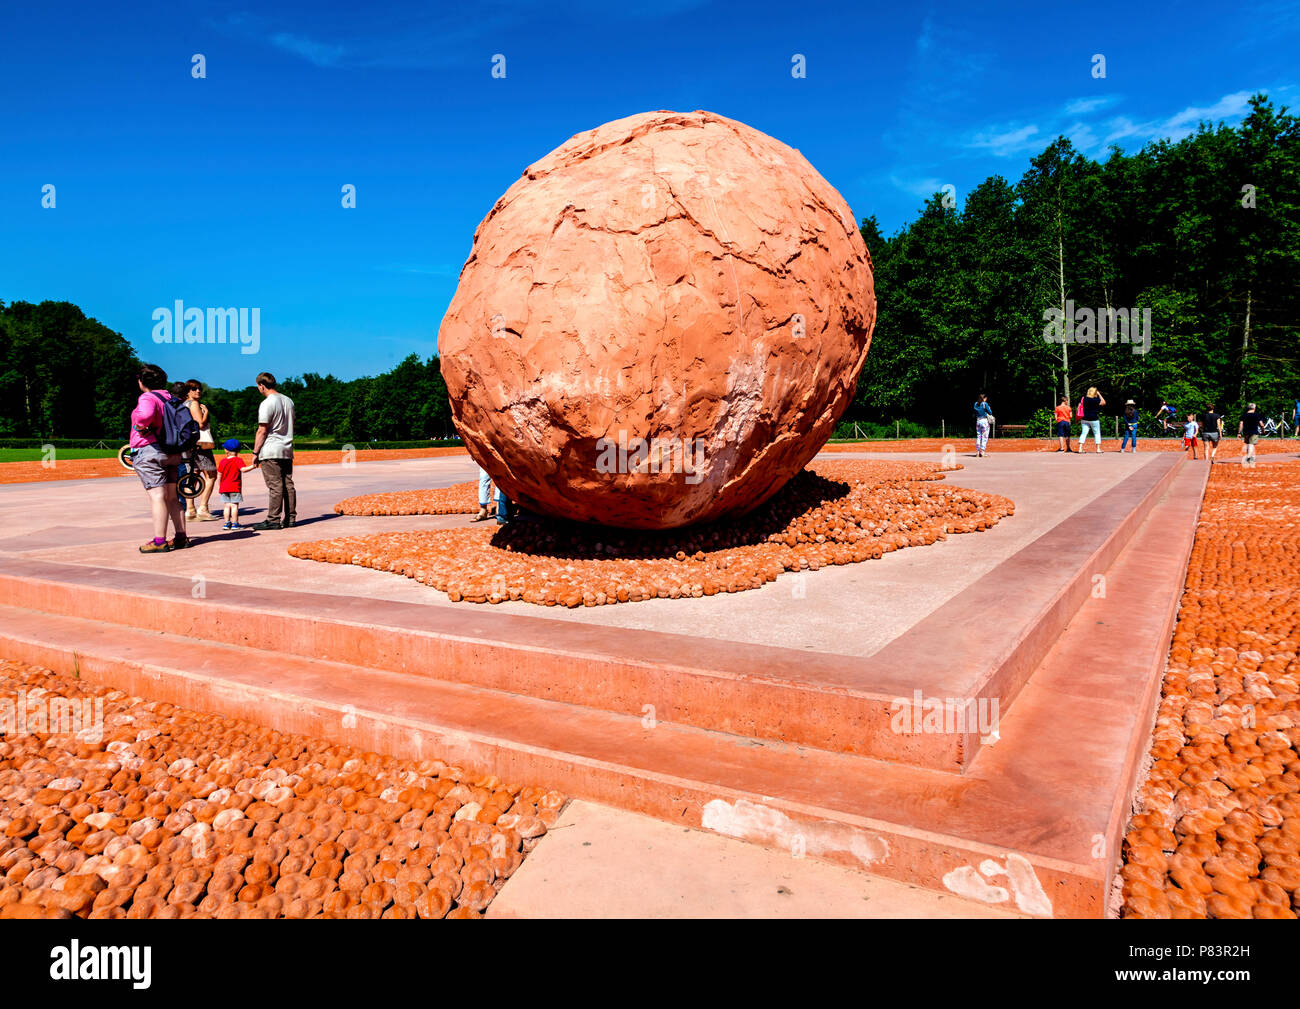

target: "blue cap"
[223,438,241,451]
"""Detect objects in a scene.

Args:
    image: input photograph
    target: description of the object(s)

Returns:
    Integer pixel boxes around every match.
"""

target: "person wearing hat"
[1120,399,1139,453]
[215,438,256,530]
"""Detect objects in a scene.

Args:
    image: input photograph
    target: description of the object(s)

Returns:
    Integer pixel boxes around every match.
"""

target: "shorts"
[1055,421,1070,437]
[1183,438,1197,448]
[1204,432,1220,444]
[193,447,217,473]
[1246,434,1260,445]
[219,491,243,505]
[133,442,179,490]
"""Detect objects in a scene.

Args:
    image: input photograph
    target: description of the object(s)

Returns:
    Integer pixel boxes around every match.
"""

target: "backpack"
[150,392,201,454]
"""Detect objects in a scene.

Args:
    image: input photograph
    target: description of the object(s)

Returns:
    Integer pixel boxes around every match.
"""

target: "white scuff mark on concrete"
[942,865,1009,904]
[943,853,1054,917]
[981,853,1054,917]
[700,798,889,868]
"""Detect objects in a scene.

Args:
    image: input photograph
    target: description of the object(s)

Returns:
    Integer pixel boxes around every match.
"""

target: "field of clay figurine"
[0,658,564,919]
[292,459,1015,606]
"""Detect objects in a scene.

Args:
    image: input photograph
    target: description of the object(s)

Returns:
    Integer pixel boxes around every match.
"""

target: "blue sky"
[2,0,1296,387]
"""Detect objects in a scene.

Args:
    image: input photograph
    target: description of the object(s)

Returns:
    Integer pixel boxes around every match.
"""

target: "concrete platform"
[0,451,1176,770]
[0,449,1209,916]
[2,450,1157,660]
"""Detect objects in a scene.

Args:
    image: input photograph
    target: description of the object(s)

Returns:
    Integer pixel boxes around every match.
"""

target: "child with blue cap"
[215,439,256,530]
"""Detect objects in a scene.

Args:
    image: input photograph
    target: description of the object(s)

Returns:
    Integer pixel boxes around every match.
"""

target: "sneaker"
[222,522,233,530]
[169,533,193,550]
[283,518,296,528]
[139,540,170,554]
[252,520,282,531]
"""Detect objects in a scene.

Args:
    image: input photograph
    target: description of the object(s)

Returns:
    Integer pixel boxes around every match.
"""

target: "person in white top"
[183,379,220,521]
[251,371,296,529]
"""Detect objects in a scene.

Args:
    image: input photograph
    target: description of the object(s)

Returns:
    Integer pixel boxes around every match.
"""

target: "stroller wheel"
[178,472,204,500]
[117,444,135,470]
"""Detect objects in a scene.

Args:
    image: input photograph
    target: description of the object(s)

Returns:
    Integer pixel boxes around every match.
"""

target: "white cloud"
[963,88,1278,159]
[890,174,944,198]
[268,32,347,68]
[1063,96,1120,116]
[967,124,1041,156]
[1162,91,1253,136]
[1065,122,1100,152]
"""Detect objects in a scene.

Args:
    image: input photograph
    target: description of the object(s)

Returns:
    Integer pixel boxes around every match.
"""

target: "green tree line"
[850,93,1300,427]
[0,300,454,442]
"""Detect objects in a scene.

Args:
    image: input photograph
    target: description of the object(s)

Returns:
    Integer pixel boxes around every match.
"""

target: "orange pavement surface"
[0,446,470,485]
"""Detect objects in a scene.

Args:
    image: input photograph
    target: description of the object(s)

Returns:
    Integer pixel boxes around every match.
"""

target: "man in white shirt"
[251,371,296,529]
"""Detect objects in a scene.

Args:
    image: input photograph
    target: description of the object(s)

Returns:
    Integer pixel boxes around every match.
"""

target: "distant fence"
[830,420,1038,440]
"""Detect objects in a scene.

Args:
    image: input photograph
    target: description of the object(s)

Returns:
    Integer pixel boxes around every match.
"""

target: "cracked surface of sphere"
[439,109,875,529]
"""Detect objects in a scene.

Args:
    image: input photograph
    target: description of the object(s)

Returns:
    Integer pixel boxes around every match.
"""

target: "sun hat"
[223,438,241,451]
[1126,399,1135,405]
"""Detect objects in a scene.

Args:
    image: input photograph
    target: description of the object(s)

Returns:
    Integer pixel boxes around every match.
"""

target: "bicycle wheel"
[117,444,135,470]
[178,472,204,500]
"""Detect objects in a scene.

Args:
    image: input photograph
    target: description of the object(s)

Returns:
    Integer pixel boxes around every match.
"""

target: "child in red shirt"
[1053,397,1073,453]
[215,439,256,530]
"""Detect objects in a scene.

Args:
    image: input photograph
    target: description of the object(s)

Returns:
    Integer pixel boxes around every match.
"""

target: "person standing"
[1120,399,1139,453]
[1182,413,1200,460]
[183,379,219,521]
[251,372,296,529]
[1291,397,1299,438]
[495,483,512,525]
[1203,403,1224,463]
[215,439,254,529]
[1053,396,1073,452]
[1077,387,1106,453]
[129,364,189,552]
[473,464,495,522]
[973,394,994,458]
[1238,403,1263,465]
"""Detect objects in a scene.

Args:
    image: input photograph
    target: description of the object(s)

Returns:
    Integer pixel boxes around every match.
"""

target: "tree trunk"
[1057,227,1070,404]
[1239,287,1252,401]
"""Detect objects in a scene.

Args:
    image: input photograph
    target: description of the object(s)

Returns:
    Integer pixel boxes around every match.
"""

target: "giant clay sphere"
[439,110,875,529]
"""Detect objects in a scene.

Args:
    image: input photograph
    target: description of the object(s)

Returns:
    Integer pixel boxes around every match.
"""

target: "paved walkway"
[0,449,1161,659]
[487,801,1024,918]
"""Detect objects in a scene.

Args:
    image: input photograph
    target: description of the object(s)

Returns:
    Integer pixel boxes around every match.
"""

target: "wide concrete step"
[0,460,1206,917]
[0,455,1180,772]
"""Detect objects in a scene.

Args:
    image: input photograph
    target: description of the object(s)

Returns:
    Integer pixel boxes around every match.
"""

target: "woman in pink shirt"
[130,363,189,552]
